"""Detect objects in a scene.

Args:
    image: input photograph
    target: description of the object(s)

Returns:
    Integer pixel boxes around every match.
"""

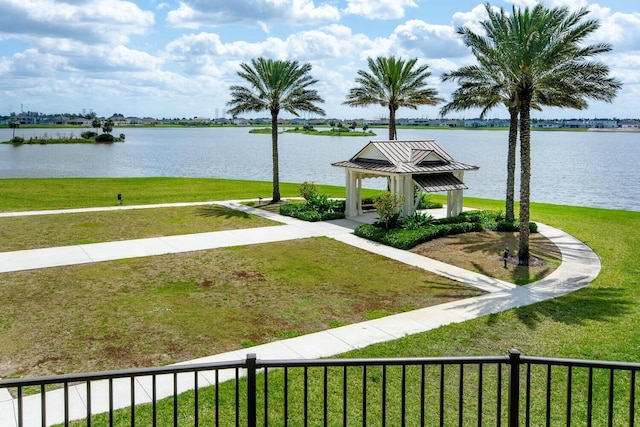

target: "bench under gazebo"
[332,140,479,220]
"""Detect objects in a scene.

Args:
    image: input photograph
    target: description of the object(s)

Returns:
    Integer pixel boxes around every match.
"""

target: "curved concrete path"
[0,201,601,426]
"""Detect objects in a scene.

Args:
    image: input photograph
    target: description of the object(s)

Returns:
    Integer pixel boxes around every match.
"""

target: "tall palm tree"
[344,56,443,140]
[445,3,620,265]
[227,58,325,202]
[506,4,620,265]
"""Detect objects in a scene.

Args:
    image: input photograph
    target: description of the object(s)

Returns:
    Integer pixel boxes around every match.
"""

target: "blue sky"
[0,0,638,120]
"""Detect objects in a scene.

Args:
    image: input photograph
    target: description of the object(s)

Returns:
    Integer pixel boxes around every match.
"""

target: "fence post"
[246,353,257,427]
[508,349,521,427]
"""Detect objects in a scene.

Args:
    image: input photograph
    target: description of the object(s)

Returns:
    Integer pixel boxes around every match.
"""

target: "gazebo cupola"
[332,140,479,219]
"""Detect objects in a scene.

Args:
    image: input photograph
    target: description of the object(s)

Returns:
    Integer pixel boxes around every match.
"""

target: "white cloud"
[0,0,154,45]
[9,49,68,76]
[343,0,418,20]
[590,8,640,52]
[166,0,340,30]
[391,20,467,59]
[164,27,376,74]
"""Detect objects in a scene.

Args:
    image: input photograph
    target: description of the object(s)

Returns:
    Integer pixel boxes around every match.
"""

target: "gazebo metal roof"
[331,140,479,175]
[333,140,479,219]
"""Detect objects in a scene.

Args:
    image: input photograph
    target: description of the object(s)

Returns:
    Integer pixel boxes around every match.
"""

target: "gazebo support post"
[345,169,359,219]
[447,189,463,217]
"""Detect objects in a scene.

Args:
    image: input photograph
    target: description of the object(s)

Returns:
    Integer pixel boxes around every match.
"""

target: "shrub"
[81,131,97,139]
[529,221,538,233]
[95,133,115,142]
[296,181,344,214]
[401,212,434,230]
[374,192,404,230]
[279,203,306,216]
[495,220,519,232]
[295,210,323,222]
[11,136,24,144]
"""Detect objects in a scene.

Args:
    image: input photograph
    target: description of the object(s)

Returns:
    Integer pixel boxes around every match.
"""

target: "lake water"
[0,127,638,211]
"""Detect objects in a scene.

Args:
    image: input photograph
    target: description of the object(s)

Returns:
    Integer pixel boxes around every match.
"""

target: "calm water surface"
[0,127,638,211]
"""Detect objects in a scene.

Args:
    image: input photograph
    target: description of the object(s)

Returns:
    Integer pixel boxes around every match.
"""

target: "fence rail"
[1,350,639,426]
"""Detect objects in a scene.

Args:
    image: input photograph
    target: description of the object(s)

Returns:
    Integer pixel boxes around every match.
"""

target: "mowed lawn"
[0,204,277,251]
[1,178,638,383]
[0,237,480,378]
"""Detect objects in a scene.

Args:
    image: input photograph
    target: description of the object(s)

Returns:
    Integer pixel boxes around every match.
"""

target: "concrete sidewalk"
[0,201,601,426]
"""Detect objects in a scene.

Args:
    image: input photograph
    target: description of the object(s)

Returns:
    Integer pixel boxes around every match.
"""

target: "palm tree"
[227,57,325,202]
[91,117,102,134]
[445,3,620,265]
[501,4,620,264]
[344,56,443,140]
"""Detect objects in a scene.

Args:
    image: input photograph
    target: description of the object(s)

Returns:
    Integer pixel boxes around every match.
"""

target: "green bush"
[495,220,519,232]
[279,203,305,216]
[401,212,434,230]
[95,133,115,142]
[81,131,97,139]
[295,210,323,222]
[374,192,404,230]
[11,136,24,144]
[529,221,538,233]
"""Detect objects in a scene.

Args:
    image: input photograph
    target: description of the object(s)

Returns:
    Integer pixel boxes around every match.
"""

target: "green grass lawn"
[0,237,480,378]
[0,177,380,211]
[2,178,638,425]
[84,198,637,427]
[0,204,277,251]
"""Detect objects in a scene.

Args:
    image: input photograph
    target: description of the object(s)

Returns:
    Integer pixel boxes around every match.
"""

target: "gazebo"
[332,140,479,219]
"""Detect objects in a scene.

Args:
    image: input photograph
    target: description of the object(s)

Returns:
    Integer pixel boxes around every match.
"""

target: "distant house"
[15,114,37,125]
[535,120,563,129]
[563,119,588,128]
[587,119,618,129]
[443,119,464,127]
[142,117,159,125]
[620,120,640,129]
[127,117,143,125]
[108,114,129,126]
[67,118,92,126]
[232,117,250,126]
[308,118,326,126]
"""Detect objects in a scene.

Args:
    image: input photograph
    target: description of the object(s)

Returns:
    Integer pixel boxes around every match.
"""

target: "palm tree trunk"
[388,106,397,140]
[506,106,518,222]
[518,102,531,265]
[271,111,281,202]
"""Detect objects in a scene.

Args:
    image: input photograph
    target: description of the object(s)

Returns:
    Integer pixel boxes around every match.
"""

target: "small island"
[249,123,376,137]
[3,118,125,145]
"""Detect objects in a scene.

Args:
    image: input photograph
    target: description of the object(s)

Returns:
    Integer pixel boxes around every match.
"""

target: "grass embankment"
[0,177,381,212]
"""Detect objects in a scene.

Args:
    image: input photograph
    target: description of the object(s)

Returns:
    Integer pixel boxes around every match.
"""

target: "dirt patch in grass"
[411,230,562,284]
[0,205,276,251]
[0,237,481,378]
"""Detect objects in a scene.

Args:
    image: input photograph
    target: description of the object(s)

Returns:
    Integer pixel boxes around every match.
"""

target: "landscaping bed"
[354,210,538,250]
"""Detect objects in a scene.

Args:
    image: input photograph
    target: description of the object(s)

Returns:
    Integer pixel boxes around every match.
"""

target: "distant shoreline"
[3,124,638,133]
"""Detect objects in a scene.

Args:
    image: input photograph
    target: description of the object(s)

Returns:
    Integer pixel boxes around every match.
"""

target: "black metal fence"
[1,350,639,426]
